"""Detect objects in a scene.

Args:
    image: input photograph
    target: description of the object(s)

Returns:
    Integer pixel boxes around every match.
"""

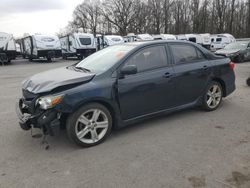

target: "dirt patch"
[215,126,225,129]
[239,134,250,144]
[188,175,206,187]
[226,171,250,188]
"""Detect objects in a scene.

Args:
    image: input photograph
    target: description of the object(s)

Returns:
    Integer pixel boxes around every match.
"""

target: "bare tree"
[102,0,136,35]
[64,0,250,37]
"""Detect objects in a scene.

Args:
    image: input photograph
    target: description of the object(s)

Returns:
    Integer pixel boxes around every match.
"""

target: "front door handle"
[203,65,208,70]
[163,72,172,78]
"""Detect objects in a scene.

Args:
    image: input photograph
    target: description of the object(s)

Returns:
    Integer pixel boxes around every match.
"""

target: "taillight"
[229,61,235,70]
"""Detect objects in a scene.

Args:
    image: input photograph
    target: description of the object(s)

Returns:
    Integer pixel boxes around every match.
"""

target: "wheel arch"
[211,77,226,97]
[71,98,120,129]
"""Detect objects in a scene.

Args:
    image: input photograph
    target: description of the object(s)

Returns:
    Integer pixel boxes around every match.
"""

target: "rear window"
[79,38,91,45]
[170,44,205,64]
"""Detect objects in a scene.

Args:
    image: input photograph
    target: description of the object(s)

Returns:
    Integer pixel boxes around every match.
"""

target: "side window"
[125,46,168,72]
[169,44,205,64]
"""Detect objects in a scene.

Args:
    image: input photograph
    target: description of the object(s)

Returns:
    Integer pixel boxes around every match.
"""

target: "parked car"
[215,41,250,63]
[16,41,236,147]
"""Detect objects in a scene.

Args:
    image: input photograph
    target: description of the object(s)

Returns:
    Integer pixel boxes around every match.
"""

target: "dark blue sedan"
[16,41,236,147]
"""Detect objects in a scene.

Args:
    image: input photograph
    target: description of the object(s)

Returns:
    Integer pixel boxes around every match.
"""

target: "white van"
[20,34,62,62]
[210,34,236,51]
[60,33,96,59]
[0,32,16,63]
[153,34,176,40]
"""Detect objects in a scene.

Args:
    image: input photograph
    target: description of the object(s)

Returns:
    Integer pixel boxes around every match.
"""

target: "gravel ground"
[0,58,249,188]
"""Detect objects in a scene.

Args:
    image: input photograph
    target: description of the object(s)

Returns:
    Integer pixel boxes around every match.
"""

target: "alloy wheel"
[75,109,109,144]
[206,84,222,109]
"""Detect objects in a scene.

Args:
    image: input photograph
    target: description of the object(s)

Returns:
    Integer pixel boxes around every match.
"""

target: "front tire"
[202,81,223,111]
[66,103,112,147]
[247,77,250,86]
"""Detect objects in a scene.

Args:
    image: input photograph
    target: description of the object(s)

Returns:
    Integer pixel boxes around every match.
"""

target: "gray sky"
[0,0,83,37]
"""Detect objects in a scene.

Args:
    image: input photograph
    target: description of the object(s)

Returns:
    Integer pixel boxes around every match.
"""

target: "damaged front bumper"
[16,98,61,136]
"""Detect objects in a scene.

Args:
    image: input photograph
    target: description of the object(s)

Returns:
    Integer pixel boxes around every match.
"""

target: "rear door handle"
[163,72,172,78]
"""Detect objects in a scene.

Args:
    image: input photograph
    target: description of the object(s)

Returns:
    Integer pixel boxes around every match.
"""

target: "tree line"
[59,0,250,38]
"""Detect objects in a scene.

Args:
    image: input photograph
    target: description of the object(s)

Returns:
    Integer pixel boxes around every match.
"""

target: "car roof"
[122,40,194,47]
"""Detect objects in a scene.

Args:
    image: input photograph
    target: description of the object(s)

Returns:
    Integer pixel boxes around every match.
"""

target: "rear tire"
[47,57,52,62]
[66,103,112,147]
[201,81,223,111]
[235,55,244,63]
[247,77,250,86]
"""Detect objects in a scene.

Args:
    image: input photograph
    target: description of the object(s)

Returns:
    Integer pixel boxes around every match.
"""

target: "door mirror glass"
[120,65,137,76]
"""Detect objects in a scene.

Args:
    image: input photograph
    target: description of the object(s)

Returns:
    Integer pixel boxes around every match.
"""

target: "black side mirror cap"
[120,65,138,77]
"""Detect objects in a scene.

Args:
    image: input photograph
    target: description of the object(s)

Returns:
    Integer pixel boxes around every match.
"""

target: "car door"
[117,45,176,120]
[168,43,211,106]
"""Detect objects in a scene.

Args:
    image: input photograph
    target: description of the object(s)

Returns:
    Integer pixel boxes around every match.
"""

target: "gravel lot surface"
[0,58,249,188]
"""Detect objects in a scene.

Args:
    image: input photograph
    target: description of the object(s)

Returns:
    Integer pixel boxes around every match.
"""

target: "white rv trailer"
[20,34,62,62]
[137,34,154,41]
[153,34,177,40]
[60,33,96,59]
[176,35,188,40]
[124,33,137,43]
[0,32,16,63]
[199,33,211,49]
[210,33,236,52]
[104,35,124,46]
[185,34,203,45]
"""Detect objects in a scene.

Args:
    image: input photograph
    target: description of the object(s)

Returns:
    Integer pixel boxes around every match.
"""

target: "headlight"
[37,95,64,110]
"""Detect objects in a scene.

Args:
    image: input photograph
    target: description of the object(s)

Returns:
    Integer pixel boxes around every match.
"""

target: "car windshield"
[76,45,136,73]
[224,42,248,50]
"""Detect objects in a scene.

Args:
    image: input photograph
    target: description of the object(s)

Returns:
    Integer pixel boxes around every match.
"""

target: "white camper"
[185,34,203,45]
[153,34,177,40]
[210,34,236,52]
[104,35,124,46]
[176,35,188,41]
[20,34,62,62]
[124,33,138,43]
[60,33,96,59]
[0,32,16,63]
[199,33,211,49]
[137,34,154,41]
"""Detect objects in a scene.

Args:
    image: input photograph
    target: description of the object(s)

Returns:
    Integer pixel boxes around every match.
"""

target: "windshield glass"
[224,42,248,50]
[76,45,136,73]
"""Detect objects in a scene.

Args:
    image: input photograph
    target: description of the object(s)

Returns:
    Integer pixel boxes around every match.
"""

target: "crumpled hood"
[215,49,240,55]
[22,67,95,94]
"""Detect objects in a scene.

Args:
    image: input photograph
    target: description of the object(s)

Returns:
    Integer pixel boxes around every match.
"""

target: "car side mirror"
[120,65,137,77]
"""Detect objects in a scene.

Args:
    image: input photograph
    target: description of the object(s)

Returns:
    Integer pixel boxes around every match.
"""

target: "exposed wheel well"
[212,78,226,97]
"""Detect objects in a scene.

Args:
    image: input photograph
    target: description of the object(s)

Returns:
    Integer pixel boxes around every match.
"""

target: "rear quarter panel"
[209,57,236,97]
